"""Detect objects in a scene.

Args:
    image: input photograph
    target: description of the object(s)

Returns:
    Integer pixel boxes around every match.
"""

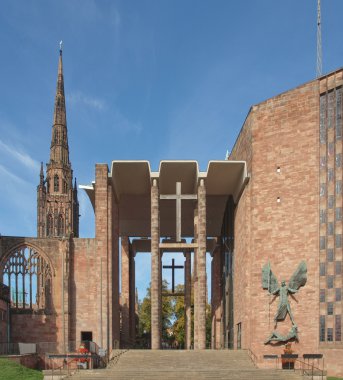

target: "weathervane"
[59,40,63,52]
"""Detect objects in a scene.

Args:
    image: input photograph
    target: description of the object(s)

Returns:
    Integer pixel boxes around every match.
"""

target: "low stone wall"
[3,353,39,369]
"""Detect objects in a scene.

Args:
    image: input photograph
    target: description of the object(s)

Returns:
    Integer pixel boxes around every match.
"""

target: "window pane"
[335,315,342,342]
[327,328,333,342]
[336,180,342,194]
[336,207,342,221]
[320,94,327,144]
[327,248,334,262]
[329,195,334,209]
[336,261,342,275]
[336,288,342,302]
[328,168,334,182]
[336,153,342,167]
[320,262,326,276]
[336,234,342,248]
[320,184,326,197]
[328,222,334,235]
[320,236,326,250]
[327,302,334,315]
[320,209,326,224]
[320,315,326,342]
[320,289,326,302]
[327,275,334,289]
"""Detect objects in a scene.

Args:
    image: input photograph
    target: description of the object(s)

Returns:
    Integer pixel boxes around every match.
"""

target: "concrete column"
[196,179,206,349]
[129,249,136,342]
[121,236,130,347]
[211,244,222,349]
[151,179,161,349]
[184,251,192,349]
[193,207,198,349]
[111,195,120,348]
[95,163,115,350]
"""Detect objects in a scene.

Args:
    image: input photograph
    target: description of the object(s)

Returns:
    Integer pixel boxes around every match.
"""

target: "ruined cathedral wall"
[248,79,320,362]
[230,113,253,350]
[0,237,62,345]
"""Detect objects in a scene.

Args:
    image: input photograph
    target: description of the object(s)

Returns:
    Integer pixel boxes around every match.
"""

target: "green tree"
[137,280,174,347]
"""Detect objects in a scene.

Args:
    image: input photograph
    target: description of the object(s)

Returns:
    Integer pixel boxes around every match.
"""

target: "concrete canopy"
[80,160,247,238]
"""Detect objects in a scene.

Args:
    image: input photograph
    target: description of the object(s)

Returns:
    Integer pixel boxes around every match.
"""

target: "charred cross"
[163,259,184,293]
[160,182,197,242]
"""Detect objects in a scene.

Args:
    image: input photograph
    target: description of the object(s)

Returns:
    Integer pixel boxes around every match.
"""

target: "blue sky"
[0,0,342,301]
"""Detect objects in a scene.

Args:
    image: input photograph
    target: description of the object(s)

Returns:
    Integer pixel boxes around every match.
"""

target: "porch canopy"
[81,160,247,237]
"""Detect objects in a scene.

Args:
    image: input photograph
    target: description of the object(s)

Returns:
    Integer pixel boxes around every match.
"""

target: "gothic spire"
[50,43,69,165]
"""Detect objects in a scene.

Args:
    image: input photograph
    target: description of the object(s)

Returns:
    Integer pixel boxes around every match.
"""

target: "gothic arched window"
[57,214,64,237]
[1,246,52,311]
[47,214,53,237]
[54,175,59,192]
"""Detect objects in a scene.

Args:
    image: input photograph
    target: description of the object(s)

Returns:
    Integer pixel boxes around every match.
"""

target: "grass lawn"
[328,378,343,380]
[0,358,43,380]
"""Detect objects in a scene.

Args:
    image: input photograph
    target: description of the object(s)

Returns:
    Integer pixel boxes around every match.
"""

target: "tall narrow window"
[57,214,64,237]
[336,315,342,342]
[54,175,59,192]
[47,214,53,237]
[320,315,325,342]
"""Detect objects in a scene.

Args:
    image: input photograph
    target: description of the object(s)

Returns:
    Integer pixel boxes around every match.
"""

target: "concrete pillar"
[129,250,136,342]
[196,179,206,350]
[121,236,130,347]
[184,251,192,349]
[193,207,198,349]
[111,194,120,348]
[95,164,114,350]
[211,244,222,349]
[151,179,161,349]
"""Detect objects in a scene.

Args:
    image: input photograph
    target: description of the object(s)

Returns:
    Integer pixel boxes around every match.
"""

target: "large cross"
[160,182,197,242]
[163,259,184,293]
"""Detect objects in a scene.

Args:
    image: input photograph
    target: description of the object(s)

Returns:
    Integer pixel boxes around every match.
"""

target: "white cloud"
[67,91,106,111]
[0,163,28,185]
[0,139,40,172]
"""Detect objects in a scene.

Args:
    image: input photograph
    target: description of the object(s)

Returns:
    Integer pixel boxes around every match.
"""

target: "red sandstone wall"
[232,77,322,361]
[230,113,253,350]
[71,238,98,345]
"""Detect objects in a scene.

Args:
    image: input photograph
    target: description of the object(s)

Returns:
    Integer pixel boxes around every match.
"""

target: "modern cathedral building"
[0,49,342,375]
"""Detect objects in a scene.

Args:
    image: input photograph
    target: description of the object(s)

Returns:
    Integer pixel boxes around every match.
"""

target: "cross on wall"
[160,182,197,242]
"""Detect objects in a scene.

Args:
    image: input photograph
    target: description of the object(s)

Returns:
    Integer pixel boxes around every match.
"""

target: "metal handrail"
[298,359,324,380]
[247,348,258,367]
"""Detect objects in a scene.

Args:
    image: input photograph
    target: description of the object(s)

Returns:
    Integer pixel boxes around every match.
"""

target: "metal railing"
[247,348,258,367]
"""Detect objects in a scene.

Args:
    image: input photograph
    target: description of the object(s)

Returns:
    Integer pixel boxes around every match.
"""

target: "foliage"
[137,280,174,346]
[0,358,43,380]
[138,281,212,349]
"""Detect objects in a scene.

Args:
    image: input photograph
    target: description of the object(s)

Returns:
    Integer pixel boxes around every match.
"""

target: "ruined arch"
[0,244,55,312]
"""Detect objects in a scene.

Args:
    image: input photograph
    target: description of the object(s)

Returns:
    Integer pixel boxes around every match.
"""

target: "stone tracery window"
[1,246,52,311]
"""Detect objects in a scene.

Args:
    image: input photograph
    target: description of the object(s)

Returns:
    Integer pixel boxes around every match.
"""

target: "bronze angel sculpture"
[262,261,307,344]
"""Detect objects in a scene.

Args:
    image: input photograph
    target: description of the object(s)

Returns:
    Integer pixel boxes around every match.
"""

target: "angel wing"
[288,261,307,291]
[262,262,279,294]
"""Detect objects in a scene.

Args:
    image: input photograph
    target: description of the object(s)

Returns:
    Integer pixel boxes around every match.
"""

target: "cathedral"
[0,48,342,376]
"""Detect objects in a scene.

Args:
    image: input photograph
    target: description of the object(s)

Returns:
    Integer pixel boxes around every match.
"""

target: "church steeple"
[50,44,70,166]
[37,44,79,238]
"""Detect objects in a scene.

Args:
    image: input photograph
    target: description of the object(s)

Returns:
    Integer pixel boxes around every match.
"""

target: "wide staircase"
[70,349,304,380]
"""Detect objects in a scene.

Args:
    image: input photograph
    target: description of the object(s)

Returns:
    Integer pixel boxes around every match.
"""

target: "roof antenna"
[316,0,322,77]
[59,40,63,54]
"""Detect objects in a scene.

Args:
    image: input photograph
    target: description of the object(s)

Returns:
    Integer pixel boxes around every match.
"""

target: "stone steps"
[69,349,304,380]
